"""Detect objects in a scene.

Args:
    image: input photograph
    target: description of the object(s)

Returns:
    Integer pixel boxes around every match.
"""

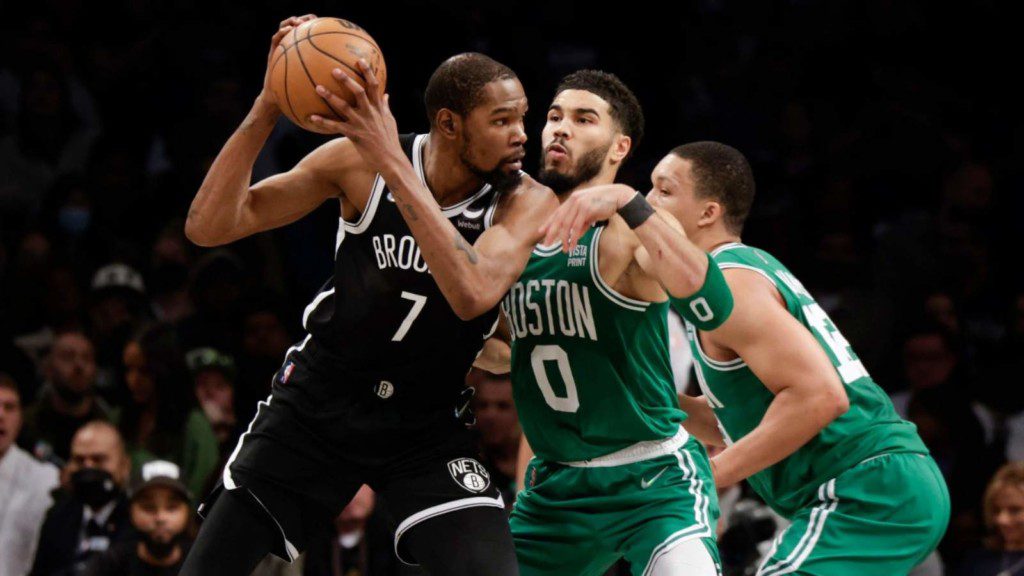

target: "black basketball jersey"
[301,133,501,409]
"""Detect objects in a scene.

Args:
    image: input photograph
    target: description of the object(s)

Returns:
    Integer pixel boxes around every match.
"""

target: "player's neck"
[696,228,741,253]
[561,171,618,203]
[422,135,486,206]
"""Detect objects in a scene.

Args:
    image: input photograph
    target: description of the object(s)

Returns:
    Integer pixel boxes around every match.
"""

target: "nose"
[511,120,527,146]
[552,119,569,140]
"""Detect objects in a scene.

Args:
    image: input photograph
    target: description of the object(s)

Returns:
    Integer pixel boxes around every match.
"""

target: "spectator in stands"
[84,460,195,576]
[469,369,520,506]
[892,320,997,446]
[87,263,151,397]
[22,330,115,463]
[31,421,134,576]
[958,463,1024,575]
[120,323,218,496]
[0,372,61,576]
[185,347,237,447]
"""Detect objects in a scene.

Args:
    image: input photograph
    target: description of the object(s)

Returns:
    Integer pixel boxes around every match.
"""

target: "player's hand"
[259,14,317,108]
[309,60,401,171]
[539,184,637,252]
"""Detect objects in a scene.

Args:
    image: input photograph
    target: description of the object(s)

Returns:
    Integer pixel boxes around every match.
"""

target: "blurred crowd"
[0,1,1020,575]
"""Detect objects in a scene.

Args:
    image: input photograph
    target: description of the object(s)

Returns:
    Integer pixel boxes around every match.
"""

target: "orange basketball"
[268,17,387,134]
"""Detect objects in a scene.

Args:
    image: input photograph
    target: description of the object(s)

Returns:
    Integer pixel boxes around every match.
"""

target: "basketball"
[268,17,387,134]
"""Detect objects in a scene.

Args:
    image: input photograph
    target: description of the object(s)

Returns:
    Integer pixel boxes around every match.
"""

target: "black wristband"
[617,192,656,229]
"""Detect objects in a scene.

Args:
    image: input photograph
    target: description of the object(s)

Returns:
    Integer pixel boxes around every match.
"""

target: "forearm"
[677,394,726,447]
[377,153,508,319]
[185,96,279,246]
[630,207,709,299]
[711,387,837,486]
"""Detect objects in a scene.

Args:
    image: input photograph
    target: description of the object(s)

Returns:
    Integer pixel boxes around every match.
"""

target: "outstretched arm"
[309,65,558,320]
[703,269,850,487]
[540,184,709,299]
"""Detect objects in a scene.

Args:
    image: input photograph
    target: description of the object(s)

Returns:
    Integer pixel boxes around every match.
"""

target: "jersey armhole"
[589,226,650,312]
[342,174,386,235]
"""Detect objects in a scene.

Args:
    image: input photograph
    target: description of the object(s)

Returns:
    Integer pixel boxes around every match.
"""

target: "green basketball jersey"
[502,224,685,463]
[682,242,928,518]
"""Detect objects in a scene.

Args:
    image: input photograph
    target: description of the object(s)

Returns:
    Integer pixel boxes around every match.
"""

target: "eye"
[547,113,561,123]
[493,119,507,126]
[577,117,591,125]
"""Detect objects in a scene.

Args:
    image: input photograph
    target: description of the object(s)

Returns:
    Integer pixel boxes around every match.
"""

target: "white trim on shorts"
[393,494,506,566]
[641,448,715,576]
[757,478,839,575]
[560,427,690,468]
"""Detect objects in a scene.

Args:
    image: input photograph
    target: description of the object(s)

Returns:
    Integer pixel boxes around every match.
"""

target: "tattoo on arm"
[401,202,419,221]
[454,233,479,265]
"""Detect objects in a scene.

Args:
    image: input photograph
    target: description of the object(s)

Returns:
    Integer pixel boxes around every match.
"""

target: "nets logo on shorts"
[447,458,491,493]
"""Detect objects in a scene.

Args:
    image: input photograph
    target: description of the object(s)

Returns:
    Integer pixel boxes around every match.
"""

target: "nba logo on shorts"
[447,458,491,493]
[279,362,295,384]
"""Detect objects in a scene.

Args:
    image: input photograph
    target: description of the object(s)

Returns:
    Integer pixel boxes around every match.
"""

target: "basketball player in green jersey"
[317,68,733,575]
[635,142,948,574]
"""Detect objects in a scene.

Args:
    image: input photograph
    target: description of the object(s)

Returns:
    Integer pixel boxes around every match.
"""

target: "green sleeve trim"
[670,254,734,330]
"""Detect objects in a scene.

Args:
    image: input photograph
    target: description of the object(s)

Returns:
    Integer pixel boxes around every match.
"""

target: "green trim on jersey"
[685,243,929,518]
[503,225,685,463]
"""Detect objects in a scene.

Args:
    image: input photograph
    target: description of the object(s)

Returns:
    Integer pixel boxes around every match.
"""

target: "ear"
[608,134,631,165]
[698,200,724,228]
[118,454,132,486]
[435,109,461,140]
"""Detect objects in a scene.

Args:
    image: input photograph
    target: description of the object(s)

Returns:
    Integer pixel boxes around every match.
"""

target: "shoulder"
[186,409,216,437]
[501,174,558,211]
[299,137,377,183]
[5,445,59,487]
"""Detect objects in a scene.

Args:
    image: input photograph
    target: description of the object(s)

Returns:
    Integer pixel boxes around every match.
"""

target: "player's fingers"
[358,59,380,100]
[315,86,351,122]
[332,68,369,109]
[298,13,317,22]
[567,209,591,252]
[309,115,348,134]
[540,203,571,245]
[271,26,293,45]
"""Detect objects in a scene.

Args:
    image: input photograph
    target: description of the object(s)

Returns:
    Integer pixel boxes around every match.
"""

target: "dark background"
[1,0,1021,573]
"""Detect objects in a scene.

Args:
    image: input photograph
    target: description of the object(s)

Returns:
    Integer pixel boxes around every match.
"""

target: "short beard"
[142,533,180,560]
[538,141,610,194]
[460,135,523,194]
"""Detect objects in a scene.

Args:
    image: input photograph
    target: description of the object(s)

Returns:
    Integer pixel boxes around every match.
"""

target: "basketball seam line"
[270,30,381,73]
[306,30,369,84]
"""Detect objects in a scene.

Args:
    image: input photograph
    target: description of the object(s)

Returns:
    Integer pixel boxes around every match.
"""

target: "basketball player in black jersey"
[180,15,554,576]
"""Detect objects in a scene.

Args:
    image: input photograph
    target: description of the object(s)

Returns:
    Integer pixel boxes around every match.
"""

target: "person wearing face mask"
[22,330,116,463]
[0,374,61,576]
[31,421,135,576]
[84,460,195,576]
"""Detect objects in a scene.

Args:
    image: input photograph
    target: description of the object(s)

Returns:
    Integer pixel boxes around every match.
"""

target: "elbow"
[184,210,230,247]
[451,290,494,321]
[184,218,217,247]
[820,387,850,424]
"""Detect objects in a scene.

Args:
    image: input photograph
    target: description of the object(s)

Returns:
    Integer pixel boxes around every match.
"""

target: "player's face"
[993,486,1024,548]
[646,154,702,237]
[459,78,527,190]
[539,90,616,193]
